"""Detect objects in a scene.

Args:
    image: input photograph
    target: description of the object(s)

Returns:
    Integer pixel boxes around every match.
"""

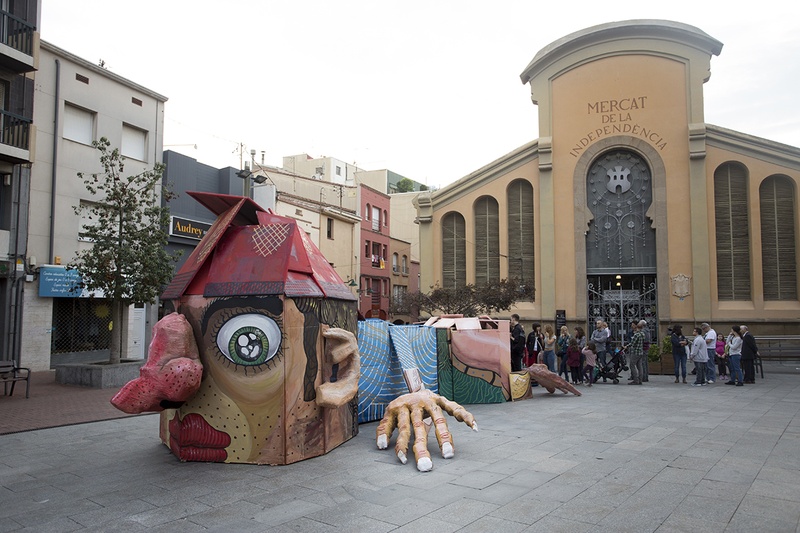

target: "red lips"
[169,413,231,462]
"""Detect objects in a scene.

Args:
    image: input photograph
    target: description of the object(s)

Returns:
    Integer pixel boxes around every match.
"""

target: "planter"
[55,360,145,389]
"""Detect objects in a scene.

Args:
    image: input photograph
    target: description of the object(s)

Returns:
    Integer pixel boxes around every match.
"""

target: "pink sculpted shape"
[111,312,203,414]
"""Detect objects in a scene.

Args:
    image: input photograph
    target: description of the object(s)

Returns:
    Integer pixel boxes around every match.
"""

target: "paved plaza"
[1,371,799,532]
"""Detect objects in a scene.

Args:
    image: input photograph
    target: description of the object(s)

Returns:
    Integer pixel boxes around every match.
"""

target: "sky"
[41,1,800,189]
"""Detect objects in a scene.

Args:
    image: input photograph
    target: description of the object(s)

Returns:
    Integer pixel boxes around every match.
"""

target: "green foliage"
[647,335,671,362]
[404,279,534,317]
[419,184,428,191]
[69,138,180,362]
[395,177,415,193]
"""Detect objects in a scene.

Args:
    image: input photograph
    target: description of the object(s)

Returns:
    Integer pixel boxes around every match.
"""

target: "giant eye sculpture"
[111,193,360,465]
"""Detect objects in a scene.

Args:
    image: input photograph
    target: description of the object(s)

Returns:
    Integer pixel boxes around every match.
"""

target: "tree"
[69,138,180,364]
[403,279,534,318]
[395,177,415,193]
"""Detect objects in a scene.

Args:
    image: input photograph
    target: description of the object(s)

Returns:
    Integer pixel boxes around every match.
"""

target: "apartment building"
[0,1,38,365]
[22,41,167,370]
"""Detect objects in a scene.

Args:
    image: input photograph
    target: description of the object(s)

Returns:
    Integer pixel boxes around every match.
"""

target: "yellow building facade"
[416,20,800,340]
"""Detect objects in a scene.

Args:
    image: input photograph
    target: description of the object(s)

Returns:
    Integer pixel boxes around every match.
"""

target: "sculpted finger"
[393,407,412,465]
[376,411,397,450]
[410,405,432,472]
[435,394,478,431]
[428,402,454,459]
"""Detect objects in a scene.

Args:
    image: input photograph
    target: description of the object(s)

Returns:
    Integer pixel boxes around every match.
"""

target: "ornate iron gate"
[587,275,657,347]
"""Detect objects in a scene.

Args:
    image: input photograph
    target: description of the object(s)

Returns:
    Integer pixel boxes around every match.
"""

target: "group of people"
[670,322,760,386]
[510,316,641,387]
[512,316,762,389]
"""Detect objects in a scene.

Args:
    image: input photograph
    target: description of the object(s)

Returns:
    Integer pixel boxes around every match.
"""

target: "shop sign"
[170,216,211,240]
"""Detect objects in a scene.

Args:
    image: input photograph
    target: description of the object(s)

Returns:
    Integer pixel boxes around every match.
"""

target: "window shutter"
[760,176,797,300]
[507,180,535,297]
[442,212,466,289]
[474,196,500,285]
[714,163,751,300]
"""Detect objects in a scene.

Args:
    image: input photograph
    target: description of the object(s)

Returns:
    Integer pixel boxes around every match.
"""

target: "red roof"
[162,192,356,301]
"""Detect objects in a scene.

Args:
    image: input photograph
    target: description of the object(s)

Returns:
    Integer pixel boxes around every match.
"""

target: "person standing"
[740,325,759,384]
[557,326,570,380]
[526,323,543,368]
[716,335,728,381]
[627,322,645,385]
[591,320,609,369]
[638,319,651,382]
[542,324,557,373]
[670,324,688,383]
[566,338,582,385]
[582,341,598,386]
[701,323,717,384]
[690,327,708,386]
[509,314,526,372]
[725,325,744,386]
[574,326,587,350]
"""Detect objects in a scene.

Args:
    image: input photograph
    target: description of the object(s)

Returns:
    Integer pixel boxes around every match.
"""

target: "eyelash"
[207,306,286,375]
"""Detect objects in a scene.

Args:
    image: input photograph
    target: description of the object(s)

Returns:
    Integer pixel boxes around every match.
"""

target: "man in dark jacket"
[740,325,759,384]
[510,314,526,371]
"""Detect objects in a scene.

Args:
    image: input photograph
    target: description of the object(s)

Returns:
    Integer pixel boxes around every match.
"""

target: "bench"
[752,335,800,379]
[0,360,30,398]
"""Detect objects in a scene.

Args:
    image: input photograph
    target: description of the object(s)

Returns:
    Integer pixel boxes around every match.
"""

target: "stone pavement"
[0,371,142,435]
[0,373,799,532]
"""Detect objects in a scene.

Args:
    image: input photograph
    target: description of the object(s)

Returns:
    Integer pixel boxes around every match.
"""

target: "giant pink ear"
[111,312,203,414]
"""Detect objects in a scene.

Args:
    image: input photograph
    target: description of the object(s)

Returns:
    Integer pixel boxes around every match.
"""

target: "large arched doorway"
[585,150,657,345]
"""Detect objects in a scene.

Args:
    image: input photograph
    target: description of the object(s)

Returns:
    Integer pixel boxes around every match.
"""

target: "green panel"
[435,328,505,404]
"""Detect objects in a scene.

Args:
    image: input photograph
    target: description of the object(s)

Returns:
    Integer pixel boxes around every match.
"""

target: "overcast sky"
[41,1,800,188]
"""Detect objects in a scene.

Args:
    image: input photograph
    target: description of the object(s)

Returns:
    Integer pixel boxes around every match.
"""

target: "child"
[566,338,582,385]
[582,341,598,386]
[690,326,708,386]
[716,334,727,381]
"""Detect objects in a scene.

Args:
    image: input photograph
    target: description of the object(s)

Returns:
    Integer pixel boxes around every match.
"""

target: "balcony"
[0,10,37,72]
[0,109,31,161]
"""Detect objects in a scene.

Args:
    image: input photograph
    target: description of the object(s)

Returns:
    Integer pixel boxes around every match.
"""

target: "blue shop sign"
[39,267,85,297]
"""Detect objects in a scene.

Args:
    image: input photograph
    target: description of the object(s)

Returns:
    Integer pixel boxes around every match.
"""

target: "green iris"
[227,326,271,366]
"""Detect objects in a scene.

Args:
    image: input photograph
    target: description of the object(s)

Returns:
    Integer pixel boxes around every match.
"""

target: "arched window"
[402,255,408,274]
[392,253,399,273]
[474,196,500,285]
[383,209,388,227]
[441,212,466,289]
[714,162,751,300]
[760,175,797,300]
[507,179,535,297]
[365,203,371,220]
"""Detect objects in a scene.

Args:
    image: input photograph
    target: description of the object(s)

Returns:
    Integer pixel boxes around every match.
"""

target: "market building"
[416,20,800,341]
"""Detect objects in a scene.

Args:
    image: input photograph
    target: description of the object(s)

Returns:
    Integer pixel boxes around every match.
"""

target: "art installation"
[357,319,438,424]
[427,315,511,403]
[111,192,360,465]
[376,388,478,472]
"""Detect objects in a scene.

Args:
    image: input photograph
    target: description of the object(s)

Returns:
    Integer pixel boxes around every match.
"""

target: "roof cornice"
[521,20,722,85]
[706,124,800,171]
[41,40,168,102]
[429,139,540,207]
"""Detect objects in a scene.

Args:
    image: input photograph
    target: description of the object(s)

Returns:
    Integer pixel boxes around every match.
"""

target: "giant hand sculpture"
[111,313,203,414]
[526,363,582,396]
[376,389,478,472]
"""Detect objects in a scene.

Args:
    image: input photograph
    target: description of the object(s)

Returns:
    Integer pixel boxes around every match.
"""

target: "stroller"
[594,346,629,384]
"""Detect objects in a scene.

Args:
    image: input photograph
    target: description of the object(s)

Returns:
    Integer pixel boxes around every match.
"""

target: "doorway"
[587,274,657,347]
